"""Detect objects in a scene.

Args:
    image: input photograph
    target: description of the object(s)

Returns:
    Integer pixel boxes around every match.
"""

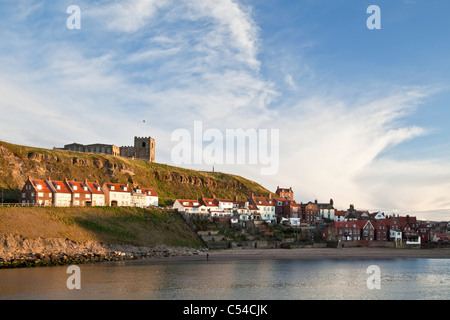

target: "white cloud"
[1,1,450,221]
[88,0,172,33]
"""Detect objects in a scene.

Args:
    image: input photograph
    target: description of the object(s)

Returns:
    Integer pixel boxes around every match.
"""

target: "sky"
[0,0,450,220]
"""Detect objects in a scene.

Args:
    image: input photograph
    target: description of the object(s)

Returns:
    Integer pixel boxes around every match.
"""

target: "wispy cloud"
[0,1,449,219]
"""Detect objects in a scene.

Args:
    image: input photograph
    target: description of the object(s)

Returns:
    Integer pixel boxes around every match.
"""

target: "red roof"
[176,199,203,208]
[141,188,158,197]
[252,196,276,206]
[66,181,90,194]
[86,182,104,195]
[104,183,130,193]
[30,179,52,193]
[49,180,71,194]
[333,220,369,229]
[200,198,219,207]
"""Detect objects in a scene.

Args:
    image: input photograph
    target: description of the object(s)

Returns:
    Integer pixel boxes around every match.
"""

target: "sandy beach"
[156,247,450,262]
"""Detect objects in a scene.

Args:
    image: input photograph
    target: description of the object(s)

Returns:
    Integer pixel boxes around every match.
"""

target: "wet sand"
[154,247,450,262]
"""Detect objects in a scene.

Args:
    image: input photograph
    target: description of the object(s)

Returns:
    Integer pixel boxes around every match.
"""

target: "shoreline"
[1,234,450,268]
[147,247,450,263]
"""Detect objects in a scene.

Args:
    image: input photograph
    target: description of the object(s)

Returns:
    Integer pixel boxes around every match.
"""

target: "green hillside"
[0,140,272,204]
[0,206,203,248]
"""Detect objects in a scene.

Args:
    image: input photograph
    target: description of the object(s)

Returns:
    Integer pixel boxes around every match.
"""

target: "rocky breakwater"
[0,234,205,269]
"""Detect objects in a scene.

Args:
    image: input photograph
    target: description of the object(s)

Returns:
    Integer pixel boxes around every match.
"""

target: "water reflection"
[0,259,449,300]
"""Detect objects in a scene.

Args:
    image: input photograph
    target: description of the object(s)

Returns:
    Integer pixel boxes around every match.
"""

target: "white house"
[102,183,132,207]
[199,197,220,213]
[141,188,159,207]
[217,199,234,213]
[251,196,276,223]
[85,181,105,206]
[318,200,335,220]
[173,199,208,215]
[131,187,159,208]
[48,179,72,207]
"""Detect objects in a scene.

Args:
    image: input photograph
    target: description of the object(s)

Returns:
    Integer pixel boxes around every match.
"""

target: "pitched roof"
[30,179,52,193]
[49,180,71,194]
[141,188,158,197]
[252,196,276,206]
[86,182,104,195]
[176,199,203,208]
[199,198,219,207]
[66,181,91,194]
[103,183,130,193]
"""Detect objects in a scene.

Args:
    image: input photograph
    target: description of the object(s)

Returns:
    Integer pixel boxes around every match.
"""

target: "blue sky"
[1,0,450,220]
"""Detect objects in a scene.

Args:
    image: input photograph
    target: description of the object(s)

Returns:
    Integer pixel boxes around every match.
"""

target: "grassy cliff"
[0,140,272,204]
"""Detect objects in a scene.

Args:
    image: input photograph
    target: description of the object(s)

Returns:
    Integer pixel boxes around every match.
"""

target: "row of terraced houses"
[21,177,158,208]
[173,187,448,244]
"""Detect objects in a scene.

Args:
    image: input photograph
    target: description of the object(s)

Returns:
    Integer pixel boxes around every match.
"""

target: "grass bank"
[0,206,204,248]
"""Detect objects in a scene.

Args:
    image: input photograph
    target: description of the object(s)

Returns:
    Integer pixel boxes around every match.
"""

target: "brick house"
[65,179,92,207]
[416,223,430,244]
[360,220,376,241]
[374,219,389,241]
[273,198,301,221]
[301,201,320,225]
[275,187,294,201]
[21,177,53,206]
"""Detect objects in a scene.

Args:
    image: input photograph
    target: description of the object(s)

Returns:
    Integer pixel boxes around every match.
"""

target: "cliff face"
[0,141,270,202]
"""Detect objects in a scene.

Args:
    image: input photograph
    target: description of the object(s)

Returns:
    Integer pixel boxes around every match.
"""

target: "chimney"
[212,194,216,199]
[250,192,254,199]
[268,193,272,199]
[315,199,318,204]
[330,199,334,206]
[350,204,354,211]
[234,194,238,202]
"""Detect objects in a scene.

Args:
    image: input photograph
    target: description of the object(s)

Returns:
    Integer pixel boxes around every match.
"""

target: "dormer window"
[73,186,77,191]
[37,185,42,190]
[124,187,127,191]
[84,187,88,191]
[57,185,61,190]
[111,186,115,191]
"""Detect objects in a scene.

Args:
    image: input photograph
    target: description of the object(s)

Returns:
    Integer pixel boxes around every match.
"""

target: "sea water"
[0,258,449,300]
